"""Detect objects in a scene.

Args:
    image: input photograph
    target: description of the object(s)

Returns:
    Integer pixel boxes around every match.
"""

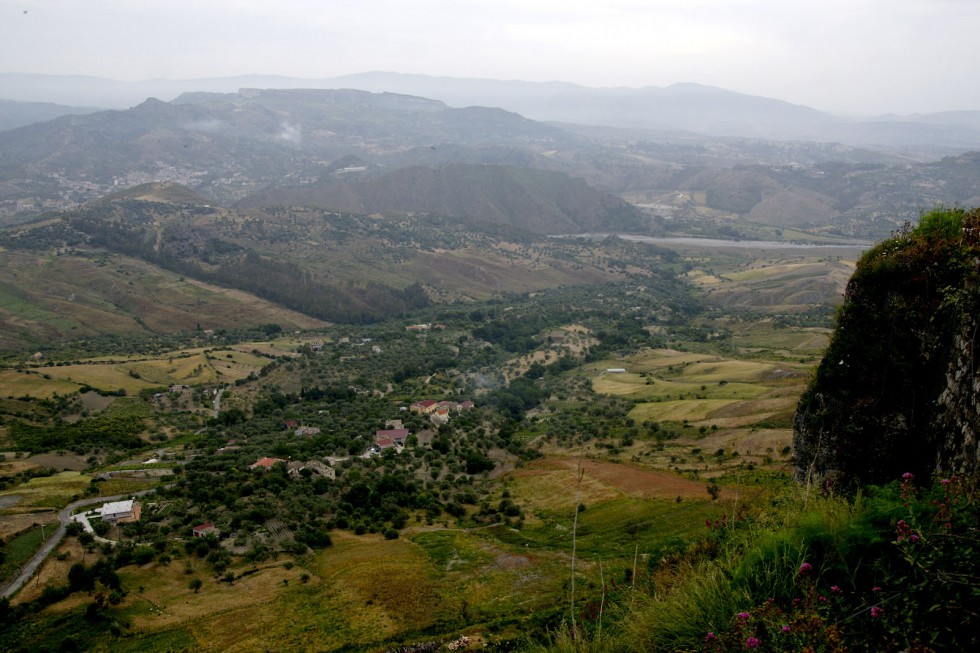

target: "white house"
[98,499,141,524]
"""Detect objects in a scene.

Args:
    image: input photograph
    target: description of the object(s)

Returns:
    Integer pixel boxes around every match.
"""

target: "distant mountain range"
[3,72,980,154]
[0,98,99,131]
[2,86,980,239]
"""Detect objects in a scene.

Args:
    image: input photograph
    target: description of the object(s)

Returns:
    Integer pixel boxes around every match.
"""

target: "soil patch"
[0,510,58,540]
[522,457,710,500]
[26,452,89,471]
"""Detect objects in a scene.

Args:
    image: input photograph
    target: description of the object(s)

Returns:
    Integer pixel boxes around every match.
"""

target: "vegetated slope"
[793,207,980,489]
[237,164,648,234]
[0,183,675,345]
[0,88,582,211]
[0,247,326,351]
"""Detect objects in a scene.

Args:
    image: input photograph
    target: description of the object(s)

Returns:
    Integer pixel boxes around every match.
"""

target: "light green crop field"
[0,471,90,508]
[0,342,279,399]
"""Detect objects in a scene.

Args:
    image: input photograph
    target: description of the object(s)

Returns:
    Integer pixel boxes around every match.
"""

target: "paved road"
[213,387,225,419]
[1,488,160,599]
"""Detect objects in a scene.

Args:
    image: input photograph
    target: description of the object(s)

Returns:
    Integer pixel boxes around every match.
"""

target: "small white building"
[98,499,141,524]
[606,368,627,373]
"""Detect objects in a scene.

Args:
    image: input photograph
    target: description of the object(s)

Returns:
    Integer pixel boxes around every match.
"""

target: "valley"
[0,78,976,652]
[0,226,847,650]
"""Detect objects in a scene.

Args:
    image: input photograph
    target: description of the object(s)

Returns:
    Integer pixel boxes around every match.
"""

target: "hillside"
[237,164,648,234]
[0,88,580,211]
[794,207,980,488]
[0,185,680,349]
[7,72,980,154]
[2,86,980,240]
[0,99,99,132]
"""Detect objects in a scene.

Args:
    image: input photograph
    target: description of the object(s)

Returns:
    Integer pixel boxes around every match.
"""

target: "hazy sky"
[3,0,978,115]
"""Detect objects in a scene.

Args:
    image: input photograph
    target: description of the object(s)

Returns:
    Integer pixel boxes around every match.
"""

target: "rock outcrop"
[794,207,980,490]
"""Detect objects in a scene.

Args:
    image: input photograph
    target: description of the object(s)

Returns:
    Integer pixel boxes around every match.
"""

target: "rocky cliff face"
[794,207,980,490]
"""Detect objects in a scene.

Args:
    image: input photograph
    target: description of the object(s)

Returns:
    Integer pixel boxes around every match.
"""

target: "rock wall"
[793,208,980,490]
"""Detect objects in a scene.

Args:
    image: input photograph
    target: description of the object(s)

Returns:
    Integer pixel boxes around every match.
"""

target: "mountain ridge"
[5,72,980,152]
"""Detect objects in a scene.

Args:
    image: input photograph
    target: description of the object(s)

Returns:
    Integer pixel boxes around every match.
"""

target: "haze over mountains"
[2,82,980,240]
[4,72,980,154]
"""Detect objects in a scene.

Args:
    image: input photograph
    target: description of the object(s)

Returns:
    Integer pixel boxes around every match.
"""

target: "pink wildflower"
[736,612,751,620]
[781,625,791,633]
[799,562,813,575]
[870,605,883,618]
[902,472,914,480]
[745,636,761,648]
[831,585,841,594]
[705,632,717,643]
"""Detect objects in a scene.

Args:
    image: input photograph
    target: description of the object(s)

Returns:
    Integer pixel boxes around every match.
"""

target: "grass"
[0,344,280,401]
[0,524,48,583]
[0,471,90,508]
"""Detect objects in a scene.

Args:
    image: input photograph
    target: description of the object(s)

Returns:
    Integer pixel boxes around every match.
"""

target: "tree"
[189,578,203,593]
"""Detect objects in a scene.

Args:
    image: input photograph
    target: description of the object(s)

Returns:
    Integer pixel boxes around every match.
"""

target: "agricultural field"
[0,246,850,651]
[0,471,90,509]
[0,343,283,400]
[591,347,808,429]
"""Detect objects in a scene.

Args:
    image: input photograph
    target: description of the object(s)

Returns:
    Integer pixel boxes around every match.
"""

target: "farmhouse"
[410,400,438,414]
[98,499,141,524]
[430,408,451,426]
[287,460,336,480]
[192,522,217,538]
[375,428,409,445]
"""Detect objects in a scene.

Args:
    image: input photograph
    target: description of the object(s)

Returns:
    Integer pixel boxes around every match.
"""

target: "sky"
[2,0,979,115]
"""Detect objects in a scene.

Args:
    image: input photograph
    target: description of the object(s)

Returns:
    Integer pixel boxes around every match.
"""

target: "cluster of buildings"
[409,399,475,426]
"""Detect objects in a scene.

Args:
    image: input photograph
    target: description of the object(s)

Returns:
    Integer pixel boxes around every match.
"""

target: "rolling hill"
[236,163,648,234]
[0,183,679,349]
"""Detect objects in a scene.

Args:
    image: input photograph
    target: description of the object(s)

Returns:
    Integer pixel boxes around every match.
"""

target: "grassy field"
[0,471,90,508]
[0,342,284,400]
[591,348,807,429]
[80,529,571,651]
[7,450,731,651]
[0,524,50,584]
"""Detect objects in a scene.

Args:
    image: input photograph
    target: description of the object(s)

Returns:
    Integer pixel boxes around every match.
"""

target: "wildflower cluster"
[700,473,978,652]
[702,562,845,652]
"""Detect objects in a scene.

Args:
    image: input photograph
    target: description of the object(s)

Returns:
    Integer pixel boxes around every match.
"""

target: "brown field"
[26,452,90,471]
[0,510,58,541]
[513,456,715,506]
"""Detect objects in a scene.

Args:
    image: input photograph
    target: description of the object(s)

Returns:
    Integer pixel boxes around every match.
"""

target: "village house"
[192,522,217,538]
[375,428,409,445]
[410,399,438,415]
[98,499,141,524]
[430,408,451,426]
[373,437,397,452]
[287,460,336,480]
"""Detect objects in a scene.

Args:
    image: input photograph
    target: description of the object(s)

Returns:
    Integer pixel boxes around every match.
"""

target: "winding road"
[1,488,160,599]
